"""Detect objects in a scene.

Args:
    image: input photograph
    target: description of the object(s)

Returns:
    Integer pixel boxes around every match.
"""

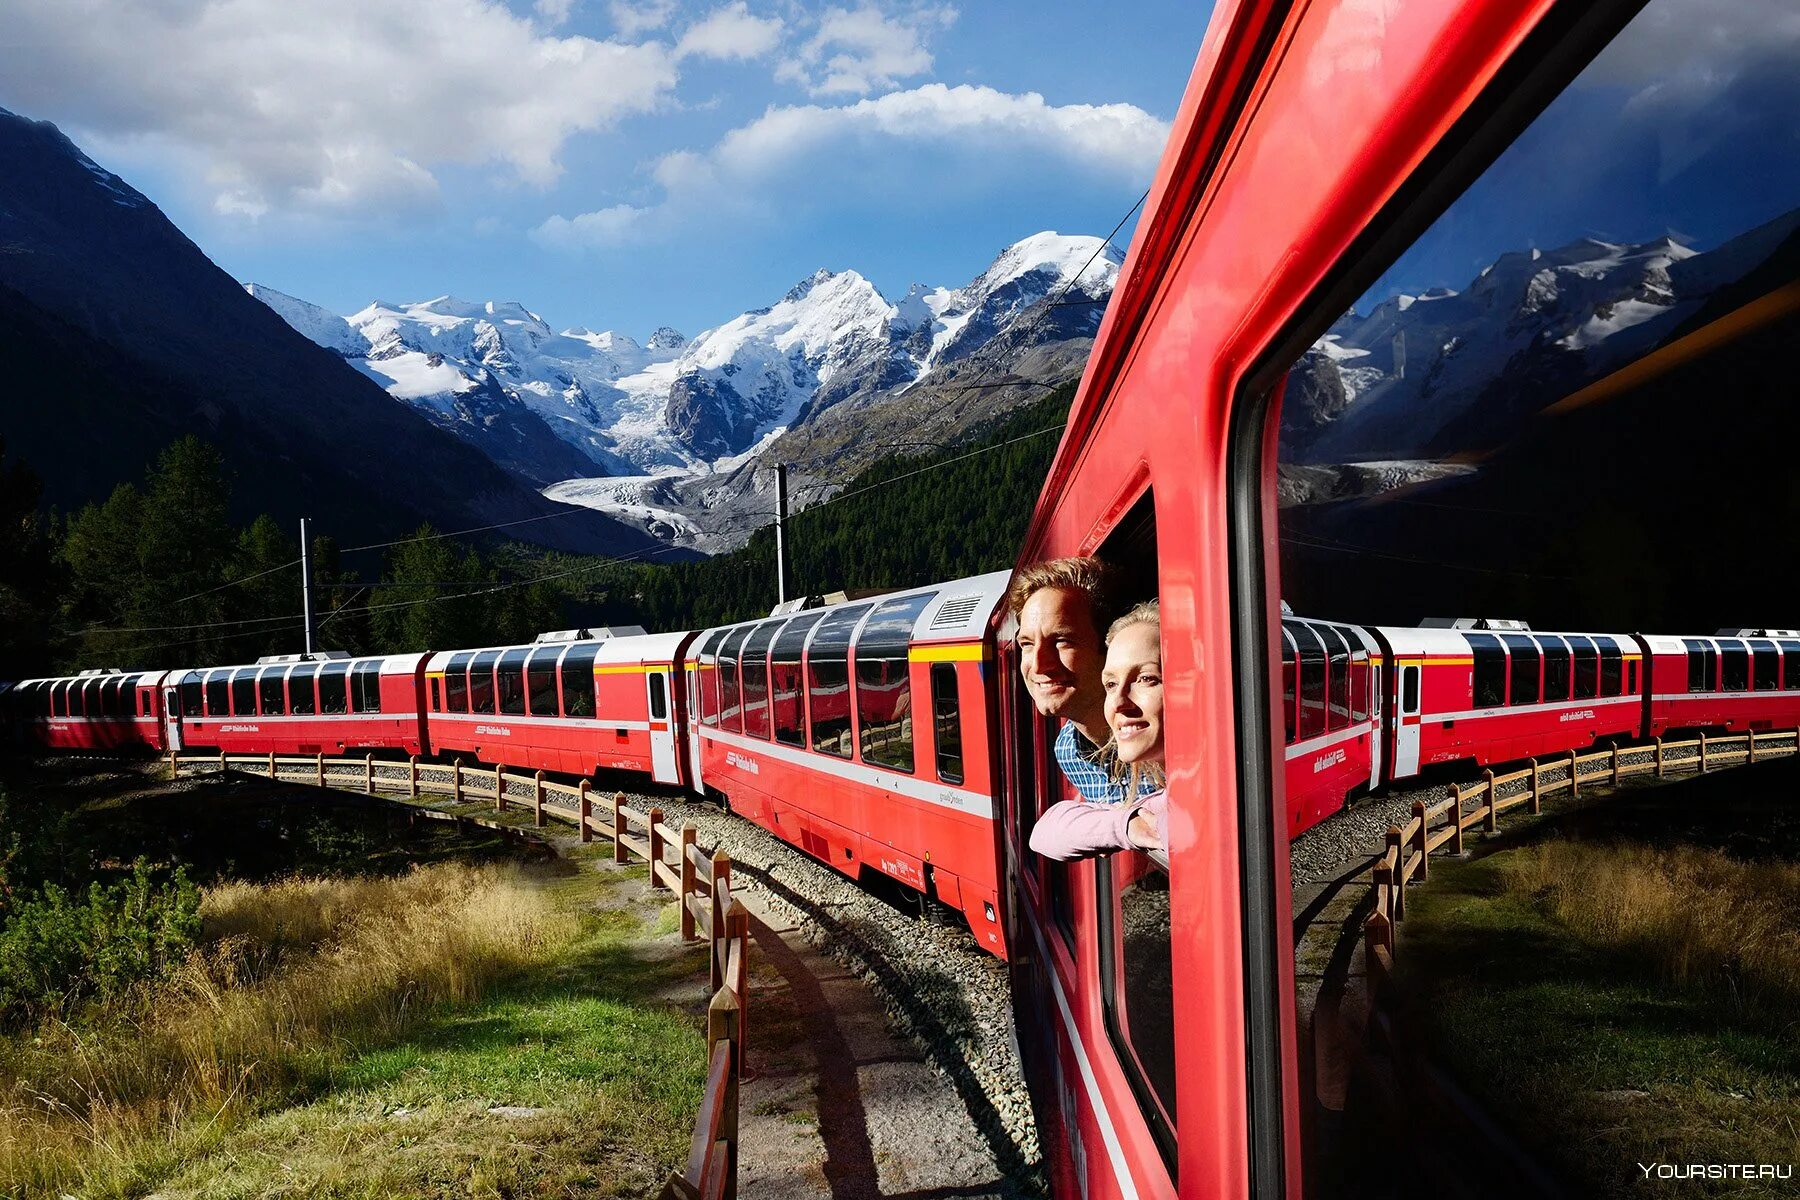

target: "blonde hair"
[1104,599,1165,801]
[1006,556,1124,637]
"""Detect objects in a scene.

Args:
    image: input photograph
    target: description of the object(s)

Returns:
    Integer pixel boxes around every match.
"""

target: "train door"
[646,667,678,783]
[1392,660,1422,777]
[161,685,184,753]
[685,663,705,792]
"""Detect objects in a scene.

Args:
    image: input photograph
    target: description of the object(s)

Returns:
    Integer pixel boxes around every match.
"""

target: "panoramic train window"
[319,663,349,715]
[351,662,382,713]
[1294,624,1326,739]
[444,652,472,711]
[496,649,529,716]
[204,670,230,717]
[180,677,203,718]
[1784,642,1800,689]
[931,662,963,784]
[771,612,822,747]
[468,651,499,714]
[807,603,871,758]
[230,669,256,716]
[288,666,317,715]
[857,593,933,772]
[717,625,750,734]
[525,647,560,716]
[1268,1,1800,1191]
[1319,625,1352,731]
[741,620,782,740]
[560,644,599,718]
[258,666,286,715]
[695,629,728,726]
[1280,626,1298,743]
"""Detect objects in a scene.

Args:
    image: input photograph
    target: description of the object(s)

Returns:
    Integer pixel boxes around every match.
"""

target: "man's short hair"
[1006,556,1124,637]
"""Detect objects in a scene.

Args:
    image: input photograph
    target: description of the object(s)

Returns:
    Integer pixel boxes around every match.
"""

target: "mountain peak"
[647,326,687,352]
[782,267,841,303]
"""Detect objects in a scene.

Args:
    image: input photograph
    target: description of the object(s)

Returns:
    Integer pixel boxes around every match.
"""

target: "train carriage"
[685,572,1010,953]
[1370,624,1643,780]
[6,669,171,754]
[1640,630,1800,738]
[1277,617,1381,836]
[169,653,428,757]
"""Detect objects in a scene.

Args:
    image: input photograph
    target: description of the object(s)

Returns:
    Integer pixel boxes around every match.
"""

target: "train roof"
[168,653,424,683]
[689,569,1011,648]
[593,630,694,664]
[1373,626,1637,654]
[1639,632,1800,654]
[15,669,168,688]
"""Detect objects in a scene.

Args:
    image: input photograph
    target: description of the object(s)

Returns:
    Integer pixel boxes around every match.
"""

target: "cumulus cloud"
[777,3,956,96]
[532,82,1168,249]
[0,0,678,218]
[534,0,578,26]
[676,3,784,61]
[610,0,676,36]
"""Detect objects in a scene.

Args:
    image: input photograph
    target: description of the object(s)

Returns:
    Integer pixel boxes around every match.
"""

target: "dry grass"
[1492,840,1800,1021]
[0,862,581,1197]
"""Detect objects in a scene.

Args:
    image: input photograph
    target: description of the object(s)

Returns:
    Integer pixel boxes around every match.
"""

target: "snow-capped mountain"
[1282,209,1800,463]
[250,232,1122,547]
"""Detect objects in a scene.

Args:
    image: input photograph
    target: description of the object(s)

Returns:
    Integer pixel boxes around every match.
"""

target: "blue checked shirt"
[1053,721,1127,805]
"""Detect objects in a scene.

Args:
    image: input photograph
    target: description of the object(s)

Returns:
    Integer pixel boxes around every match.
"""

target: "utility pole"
[299,517,315,656]
[773,463,792,605]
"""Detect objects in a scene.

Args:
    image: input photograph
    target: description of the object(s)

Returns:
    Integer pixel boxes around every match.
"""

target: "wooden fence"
[1363,729,1799,987]
[170,751,751,1200]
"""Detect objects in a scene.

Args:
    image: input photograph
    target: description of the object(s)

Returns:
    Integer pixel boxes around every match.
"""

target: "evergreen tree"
[0,439,60,676]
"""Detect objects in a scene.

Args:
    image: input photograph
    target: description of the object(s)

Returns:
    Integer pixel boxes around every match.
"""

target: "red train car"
[1639,631,1800,738]
[169,653,428,757]
[1277,616,1381,836]
[422,628,695,784]
[1370,623,1643,780]
[684,572,1011,953]
[5,670,171,754]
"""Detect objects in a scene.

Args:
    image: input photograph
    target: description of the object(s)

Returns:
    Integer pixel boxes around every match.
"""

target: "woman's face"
[1103,621,1164,766]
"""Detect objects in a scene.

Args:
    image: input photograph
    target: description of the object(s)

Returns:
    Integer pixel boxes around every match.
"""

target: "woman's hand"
[1126,807,1163,851]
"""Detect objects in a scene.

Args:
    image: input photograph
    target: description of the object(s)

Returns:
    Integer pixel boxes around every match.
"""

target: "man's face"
[1016,586,1105,719]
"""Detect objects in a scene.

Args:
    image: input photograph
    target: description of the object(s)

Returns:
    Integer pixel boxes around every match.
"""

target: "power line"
[338,504,598,555]
[166,557,303,606]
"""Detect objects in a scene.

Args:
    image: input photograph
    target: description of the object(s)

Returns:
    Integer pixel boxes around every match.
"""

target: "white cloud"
[676,3,785,62]
[610,0,676,36]
[0,0,678,218]
[777,4,956,96]
[532,82,1168,248]
[535,0,578,26]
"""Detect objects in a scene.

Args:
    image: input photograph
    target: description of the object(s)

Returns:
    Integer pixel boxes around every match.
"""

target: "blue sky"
[0,1,1214,338]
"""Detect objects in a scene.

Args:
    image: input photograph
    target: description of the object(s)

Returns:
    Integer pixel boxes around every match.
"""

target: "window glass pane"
[857,594,933,771]
[808,604,872,757]
[526,647,561,716]
[649,671,668,720]
[717,626,751,733]
[496,648,529,716]
[931,662,964,783]
[1348,647,1369,723]
[1402,666,1419,714]
[771,612,824,747]
[1783,642,1800,690]
[319,664,349,715]
[741,621,782,740]
[180,678,204,718]
[1280,627,1298,744]
[1752,640,1779,690]
[1099,853,1177,1170]
[352,662,383,713]
[229,669,255,716]
[1568,635,1599,700]
[1316,624,1352,732]
[444,652,473,711]
[259,667,286,715]
[289,666,317,715]
[696,628,728,727]
[1684,639,1709,692]
[1720,642,1749,692]
[1599,640,1623,696]
[1502,635,1539,706]
[560,645,599,717]
[204,670,230,717]
[1294,624,1326,739]
[1540,636,1572,702]
[468,650,499,714]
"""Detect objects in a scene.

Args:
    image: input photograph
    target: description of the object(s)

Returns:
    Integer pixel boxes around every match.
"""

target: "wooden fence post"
[649,808,666,888]
[728,901,751,1061]
[579,780,593,844]
[1610,742,1620,784]
[706,987,742,1190]
[1449,785,1465,856]
[268,750,277,780]
[365,752,375,795]
[1748,732,1757,764]
[316,752,325,789]
[453,757,463,804]
[219,750,228,777]
[1482,770,1498,834]
[680,824,699,941]
[613,791,628,864]
[533,770,545,828]
[1568,751,1579,798]
[409,754,419,798]
[1411,800,1429,883]
[1364,911,1393,985]
[1699,731,1708,772]
[1528,758,1541,814]
[710,852,732,990]
[495,766,506,813]
[1654,737,1664,778]
[1385,827,1405,922]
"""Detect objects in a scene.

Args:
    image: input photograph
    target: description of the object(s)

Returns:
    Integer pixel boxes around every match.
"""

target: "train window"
[95,679,115,717]
[468,650,499,714]
[180,677,203,718]
[1720,642,1749,692]
[1751,641,1779,691]
[857,593,934,772]
[695,629,728,727]
[1279,625,1298,744]
[204,670,230,717]
[351,662,383,713]
[429,676,443,712]
[444,652,473,711]
[1599,641,1624,696]
[1627,658,1638,693]
[1783,642,1800,690]
[1313,625,1352,732]
[1501,635,1539,705]
[648,670,668,721]
[1348,646,1370,724]
[525,647,560,716]
[496,648,529,716]
[717,625,751,734]
[1007,667,1043,856]
[289,666,318,715]
[1466,633,1506,708]
[1293,623,1326,739]
[1097,853,1177,1166]
[1565,636,1597,700]
[741,620,782,740]
[230,669,256,716]
[560,645,599,717]
[931,662,963,784]
[771,612,822,747]
[1683,640,1707,691]
[257,667,285,715]
[52,680,69,718]
[1539,636,1572,702]
[319,663,349,715]
[808,604,872,758]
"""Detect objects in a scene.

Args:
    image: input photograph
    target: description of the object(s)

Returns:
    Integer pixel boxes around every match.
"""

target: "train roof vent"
[931,594,985,630]
[75,667,125,676]
[1420,617,1531,630]
[1717,627,1800,638]
[770,596,824,616]
[257,653,305,664]
[309,650,350,661]
[534,629,586,643]
[1279,600,1294,616]
[586,625,647,639]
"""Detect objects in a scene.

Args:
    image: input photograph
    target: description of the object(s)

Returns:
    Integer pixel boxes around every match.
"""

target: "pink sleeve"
[1028,799,1138,861]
